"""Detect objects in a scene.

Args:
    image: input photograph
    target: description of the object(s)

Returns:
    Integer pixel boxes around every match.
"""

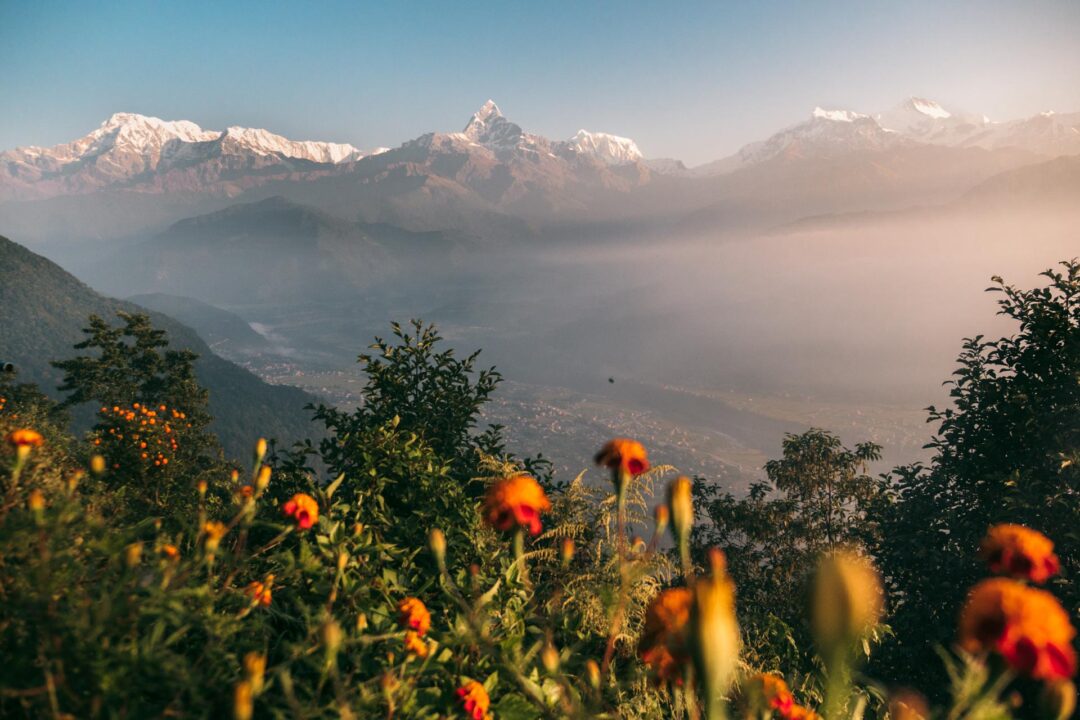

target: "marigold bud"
[1041,680,1077,720]
[542,642,560,673]
[254,437,267,463]
[66,470,83,494]
[322,620,343,656]
[690,549,740,713]
[812,550,883,660]
[203,521,228,553]
[28,489,45,512]
[255,465,271,493]
[585,659,601,689]
[429,528,446,564]
[233,680,253,720]
[356,612,368,632]
[197,479,208,496]
[243,651,266,695]
[337,551,349,573]
[668,476,693,547]
[560,537,575,567]
[125,542,143,568]
[654,504,670,534]
[90,454,106,475]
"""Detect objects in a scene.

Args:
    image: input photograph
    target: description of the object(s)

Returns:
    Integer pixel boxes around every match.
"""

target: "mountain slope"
[85,196,479,305]
[0,234,319,458]
[125,293,272,356]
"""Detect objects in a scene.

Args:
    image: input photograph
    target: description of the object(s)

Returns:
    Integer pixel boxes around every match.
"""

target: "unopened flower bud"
[337,551,349,573]
[429,528,446,564]
[654,504,670,534]
[560,537,575,567]
[254,437,267,463]
[1041,680,1077,720]
[125,542,143,568]
[356,612,369,632]
[255,465,271,493]
[585,659,601,689]
[322,620,343,656]
[812,550,883,661]
[233,680,253,720]
[668,476,694,547]
[691,549,740,715]
[66,470,84,494]
[542,642,560,673]
[243,651,266,694]
[28,489,45,513]
[197,479,208,496]
[90,454,106,475]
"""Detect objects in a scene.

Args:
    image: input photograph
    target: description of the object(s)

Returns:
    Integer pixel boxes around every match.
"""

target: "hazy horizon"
[3,0,1080,165]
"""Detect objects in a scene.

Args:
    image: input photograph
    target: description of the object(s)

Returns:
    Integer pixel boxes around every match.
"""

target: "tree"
[692,429,881,679]
[311,320,504,495]
[866,261,1080,702]
[52,312,220,514]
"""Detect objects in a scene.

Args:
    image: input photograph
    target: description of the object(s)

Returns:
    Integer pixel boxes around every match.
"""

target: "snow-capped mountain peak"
[811,107,868,123]
[220,126,363,163]
[461,100,526,150]
[568,129,643,165]
[907,97,951,119]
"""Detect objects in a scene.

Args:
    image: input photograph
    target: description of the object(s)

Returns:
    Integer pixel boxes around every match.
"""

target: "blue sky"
[2,0,1078,165]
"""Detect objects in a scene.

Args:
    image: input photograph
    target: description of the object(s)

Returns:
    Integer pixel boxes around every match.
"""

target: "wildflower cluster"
[93,402,187,470]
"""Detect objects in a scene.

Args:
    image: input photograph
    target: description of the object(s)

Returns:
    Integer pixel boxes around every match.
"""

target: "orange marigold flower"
[7,428,44,448]
[246,576,274,607]
[455,680,492,720]
[742,673,795,717]
[403,630,429,658]
[595,437,650,476]
[981,524,1060,584]
[959,577,1076,681]
[203,521,228,552]
[397,597,431,636]
[282,493,318,530]
[788,705,822,720]
[482,473,551,536]
[638,587,693,684]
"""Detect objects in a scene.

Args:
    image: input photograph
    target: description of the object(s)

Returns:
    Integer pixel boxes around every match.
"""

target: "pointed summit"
[463,99,505,137]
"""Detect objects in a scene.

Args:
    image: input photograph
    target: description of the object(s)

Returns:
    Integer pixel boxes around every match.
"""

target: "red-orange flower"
[638,587,693,684]
[959,578,1076,681]
[6,428,44,449]
[595,438,650,476]
[787,705,822,720]
[980,524,1060,584]
[455,680,492,720]
[246,576,274,607]
[403,630,429,658]
[397,597,431,636]
[743,673,795,717]
[282,493,319,530]
[483,473,551,536]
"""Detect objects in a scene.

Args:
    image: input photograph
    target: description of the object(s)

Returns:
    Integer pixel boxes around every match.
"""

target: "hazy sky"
[2,0,1078,165]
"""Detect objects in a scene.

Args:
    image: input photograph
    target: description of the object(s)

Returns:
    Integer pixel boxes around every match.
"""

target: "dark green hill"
[0,234,319,459]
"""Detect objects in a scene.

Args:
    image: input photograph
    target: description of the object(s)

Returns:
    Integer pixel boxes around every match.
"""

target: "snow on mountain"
[0,112,375,199]
[874,97,988,146]
[568,129,643,165]
[811,107,868,123]
[218,126,364,163]
[692,107,904,176]
[460,99,529,151]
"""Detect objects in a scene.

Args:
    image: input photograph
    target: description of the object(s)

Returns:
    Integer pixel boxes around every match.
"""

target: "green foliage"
[311,319,503,496]
[865,261,1080,700]
[691,429,882,685]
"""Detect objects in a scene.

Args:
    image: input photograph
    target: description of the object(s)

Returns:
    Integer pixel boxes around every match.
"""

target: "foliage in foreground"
[0,261,1078,719]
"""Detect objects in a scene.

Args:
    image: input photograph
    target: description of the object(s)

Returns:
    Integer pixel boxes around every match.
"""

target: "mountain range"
[0,96,1077,252]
